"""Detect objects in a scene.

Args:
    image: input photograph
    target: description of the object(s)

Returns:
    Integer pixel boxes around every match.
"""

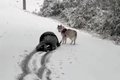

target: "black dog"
[36,31,60,52]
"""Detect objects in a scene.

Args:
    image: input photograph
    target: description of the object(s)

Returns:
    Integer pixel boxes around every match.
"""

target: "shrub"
[40,0,120,44]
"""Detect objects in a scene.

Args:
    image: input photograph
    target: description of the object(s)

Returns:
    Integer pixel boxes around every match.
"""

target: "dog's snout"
[58,30,61,32]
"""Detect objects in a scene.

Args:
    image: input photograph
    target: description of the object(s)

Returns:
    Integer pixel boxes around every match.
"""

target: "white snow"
[0,0,120,80]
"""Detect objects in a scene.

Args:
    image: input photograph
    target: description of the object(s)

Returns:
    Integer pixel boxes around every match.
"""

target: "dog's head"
[57,25,64,32]
[36,41,51,52]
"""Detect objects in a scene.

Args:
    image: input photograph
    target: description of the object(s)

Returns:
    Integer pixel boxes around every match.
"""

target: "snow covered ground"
[0,0,120,80]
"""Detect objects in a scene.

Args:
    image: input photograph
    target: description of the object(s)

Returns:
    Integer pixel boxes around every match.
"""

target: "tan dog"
[57,25,77,45]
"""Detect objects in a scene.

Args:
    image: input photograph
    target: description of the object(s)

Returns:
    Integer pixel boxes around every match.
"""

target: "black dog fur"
[36,31,60,52]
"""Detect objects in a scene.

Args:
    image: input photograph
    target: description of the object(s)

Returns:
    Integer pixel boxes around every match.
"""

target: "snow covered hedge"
[40,0,120,44]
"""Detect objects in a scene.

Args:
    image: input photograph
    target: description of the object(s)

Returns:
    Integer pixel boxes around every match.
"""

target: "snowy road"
[0,1,120,80]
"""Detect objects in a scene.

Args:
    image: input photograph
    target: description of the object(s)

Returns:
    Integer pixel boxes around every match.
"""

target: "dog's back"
[40,31,60,47]
[65,29,77,40]
[36,31,60,52]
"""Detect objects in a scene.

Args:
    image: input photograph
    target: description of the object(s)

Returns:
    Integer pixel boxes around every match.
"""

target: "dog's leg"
[74,36,77,45]
[70,38,76,45]
[62,36,66,44]
[64,37,67,44]
[74,31,77,45]
[72,37,76,45]
[61,37,64,44]
[70,39,73,45]
[73,40,76,45]
[62,37,64,44]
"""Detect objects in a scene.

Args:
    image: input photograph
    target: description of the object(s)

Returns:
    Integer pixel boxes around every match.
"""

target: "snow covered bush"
[40,0,120,44]
[40,0,64,16]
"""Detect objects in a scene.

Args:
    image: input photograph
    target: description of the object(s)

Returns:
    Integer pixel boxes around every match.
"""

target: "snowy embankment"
[0,1,120,80]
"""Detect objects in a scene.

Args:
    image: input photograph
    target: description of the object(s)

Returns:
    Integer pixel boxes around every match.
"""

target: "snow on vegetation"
[40,0,120,44]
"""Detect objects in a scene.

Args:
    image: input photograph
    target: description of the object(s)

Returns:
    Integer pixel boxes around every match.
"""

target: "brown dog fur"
[57,25,77,45]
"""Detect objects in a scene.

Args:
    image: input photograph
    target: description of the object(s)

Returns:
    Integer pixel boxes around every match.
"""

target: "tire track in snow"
[37,51,53,80]
[18,49,53,80]
[17,49,39,80]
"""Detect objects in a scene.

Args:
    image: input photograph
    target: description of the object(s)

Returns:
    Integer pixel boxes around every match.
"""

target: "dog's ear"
[61,25,65,28]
